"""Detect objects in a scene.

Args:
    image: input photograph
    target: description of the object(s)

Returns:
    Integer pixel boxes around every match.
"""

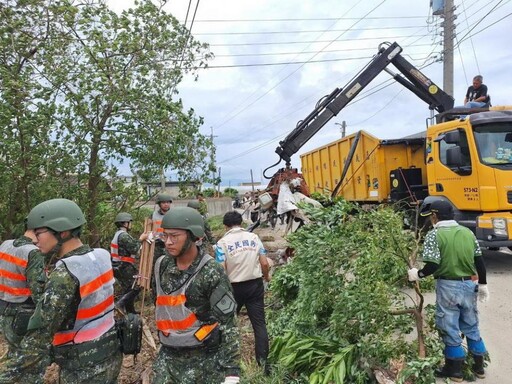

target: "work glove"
[407,268,420,282]
[478,284,490,303]
[146,231,155,244]
[222,376,240,384]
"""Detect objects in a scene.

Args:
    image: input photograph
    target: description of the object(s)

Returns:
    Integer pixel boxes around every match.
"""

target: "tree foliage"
[267,200,442,383]
[0,0,215,242]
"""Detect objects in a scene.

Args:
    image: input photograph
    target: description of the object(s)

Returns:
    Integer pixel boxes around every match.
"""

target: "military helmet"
[187,200,201,210]
[156,193,173,204]
[115,212,133,223]
[161,207,205,238]
[27,198,86,232]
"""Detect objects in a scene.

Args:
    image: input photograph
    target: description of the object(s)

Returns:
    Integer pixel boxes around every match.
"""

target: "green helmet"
[115,212,133,223]
[27,198,86,232]
[187,200,200,210]
[156,193,173,204]
[161,207,205,238]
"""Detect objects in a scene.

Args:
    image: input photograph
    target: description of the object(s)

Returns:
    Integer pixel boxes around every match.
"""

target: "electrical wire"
[210,1,388,132]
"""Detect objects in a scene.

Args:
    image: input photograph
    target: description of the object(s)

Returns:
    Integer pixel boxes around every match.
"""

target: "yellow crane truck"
[265,42,512,250]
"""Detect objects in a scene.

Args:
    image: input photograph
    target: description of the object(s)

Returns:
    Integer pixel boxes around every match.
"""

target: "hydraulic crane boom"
[274,41,454,165]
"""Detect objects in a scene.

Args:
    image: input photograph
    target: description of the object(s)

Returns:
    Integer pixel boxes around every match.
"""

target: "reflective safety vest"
[0,240,36,303]
[52,249,116,346]
[152,210,165,233]
[110,230,136,264]
[154,254,218,348]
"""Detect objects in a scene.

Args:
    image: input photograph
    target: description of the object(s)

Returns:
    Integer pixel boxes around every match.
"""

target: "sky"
[107,0,512,187]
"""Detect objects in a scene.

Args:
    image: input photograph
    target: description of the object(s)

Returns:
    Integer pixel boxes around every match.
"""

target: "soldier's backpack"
[116,313,143,355]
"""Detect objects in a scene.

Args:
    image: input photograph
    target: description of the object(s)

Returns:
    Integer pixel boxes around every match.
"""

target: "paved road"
[435,247,512,383]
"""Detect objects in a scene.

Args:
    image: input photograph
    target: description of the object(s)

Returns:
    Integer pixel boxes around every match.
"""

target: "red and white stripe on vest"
[0,240,36,303]
[110,230,136,264]
[52,249,116,346]
[154,254,219,348]
[152,210,165,233]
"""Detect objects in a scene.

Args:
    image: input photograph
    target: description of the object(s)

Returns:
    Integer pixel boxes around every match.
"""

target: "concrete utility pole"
[442,0,456,98]
[250,169,255,193]
[335,121,347,138]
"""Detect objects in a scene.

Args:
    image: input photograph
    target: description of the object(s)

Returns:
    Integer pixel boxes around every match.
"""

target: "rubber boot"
[435,358,464,382]
[472,354,485,379]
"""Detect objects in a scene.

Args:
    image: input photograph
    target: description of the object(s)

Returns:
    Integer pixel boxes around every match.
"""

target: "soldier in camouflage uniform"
[110,212,149,313]
[151,193,173,261]
[0,226,47,359]
[152,207,240,384]
[0,199,122,384]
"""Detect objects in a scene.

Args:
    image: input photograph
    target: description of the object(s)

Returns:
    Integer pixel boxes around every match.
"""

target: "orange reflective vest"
[152,210,165,233]
[154,254,218,347]
[0,240,36,303]
[52,249,115,346]
[110,230,136,264]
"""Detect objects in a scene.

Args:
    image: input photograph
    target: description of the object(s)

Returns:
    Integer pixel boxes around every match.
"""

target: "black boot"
[472,354,485,379]
[435,358,464,382]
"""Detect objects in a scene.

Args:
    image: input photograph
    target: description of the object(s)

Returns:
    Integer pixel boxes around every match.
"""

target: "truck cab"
[425,109,512,248]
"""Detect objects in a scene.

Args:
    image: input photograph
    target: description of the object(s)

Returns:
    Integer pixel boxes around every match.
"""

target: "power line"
[207,32,429,46]
[194,25,425,36]
[211,1,388,131]
[201,50,437,69]
[188,16,427,23]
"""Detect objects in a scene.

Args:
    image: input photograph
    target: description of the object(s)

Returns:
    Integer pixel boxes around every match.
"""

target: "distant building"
[143,180,200,199]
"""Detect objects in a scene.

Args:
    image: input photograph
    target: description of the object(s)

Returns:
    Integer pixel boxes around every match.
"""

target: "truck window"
[473,123,512,165]
[439,129,471,168]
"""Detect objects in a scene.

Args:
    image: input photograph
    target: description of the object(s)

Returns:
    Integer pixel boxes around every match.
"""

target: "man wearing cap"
[111,212,150,313]
[407,199,489,382]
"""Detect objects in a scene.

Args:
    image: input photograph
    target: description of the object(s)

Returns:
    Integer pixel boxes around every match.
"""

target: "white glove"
[407,268,420,282]
[478,284,490,303]
[146,231,155,244]
[222,377,240,384]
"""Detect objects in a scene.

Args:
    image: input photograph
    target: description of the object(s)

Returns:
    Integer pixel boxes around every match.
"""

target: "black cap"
[420,200,454,217]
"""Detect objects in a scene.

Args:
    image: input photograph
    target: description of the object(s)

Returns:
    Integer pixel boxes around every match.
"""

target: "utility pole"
[442,0,455,98]
[210,126,217,192]
[250,169,255,193]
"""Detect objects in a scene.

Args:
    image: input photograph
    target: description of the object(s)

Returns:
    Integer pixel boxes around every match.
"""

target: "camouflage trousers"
[0,314,23,358]
[53,330,123,384]
[153,346,225,384]
[113,262,137,296]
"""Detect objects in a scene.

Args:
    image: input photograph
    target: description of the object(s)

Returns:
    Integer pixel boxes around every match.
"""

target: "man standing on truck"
[464,75,489,108]
[407,200,489,382]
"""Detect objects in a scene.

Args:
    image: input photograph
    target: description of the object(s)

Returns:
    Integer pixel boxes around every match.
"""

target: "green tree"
[1,0,215,243]
[0,1,76,238]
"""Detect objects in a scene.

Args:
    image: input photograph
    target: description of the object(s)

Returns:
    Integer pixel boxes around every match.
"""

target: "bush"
[267,200,441,383]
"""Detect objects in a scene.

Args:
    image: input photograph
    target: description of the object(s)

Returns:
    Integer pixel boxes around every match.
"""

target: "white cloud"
[107,0,512,184]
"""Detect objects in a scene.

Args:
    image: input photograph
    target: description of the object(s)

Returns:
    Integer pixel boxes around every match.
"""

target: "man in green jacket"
[408,200,489,382]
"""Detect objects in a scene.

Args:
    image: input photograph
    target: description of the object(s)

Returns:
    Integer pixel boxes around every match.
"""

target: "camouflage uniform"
[152,247,240,384]
[0,236,47,359]
[112,230,140,296]
[0,245,122,384]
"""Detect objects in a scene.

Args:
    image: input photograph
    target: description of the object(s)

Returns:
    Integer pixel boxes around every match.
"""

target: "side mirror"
[446,146,462,167]
[444,131,461,144]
